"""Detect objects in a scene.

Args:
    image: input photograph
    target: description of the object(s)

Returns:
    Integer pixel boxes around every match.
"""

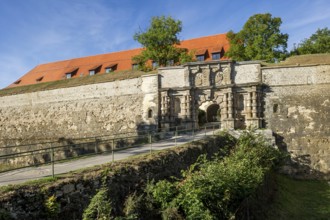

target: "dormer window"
[66,73,72,79]
[196,55,205,61]
[65,68,78,79]
[152,61,158,69]
[132,63,138,70]
[36,76,44,82]
[105,63,117,73]
[195,49,207,61]
[211,46,223,60]
[212,53,221,60]
[89,65,101,76]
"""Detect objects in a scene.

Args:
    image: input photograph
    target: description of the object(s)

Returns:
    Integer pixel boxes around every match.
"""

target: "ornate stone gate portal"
[158,61,263,130]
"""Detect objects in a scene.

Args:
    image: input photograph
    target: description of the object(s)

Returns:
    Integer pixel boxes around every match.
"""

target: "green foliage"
[226,13,288,62]
[44,195,60,218]
[148,180,178,209]
[133,16,190,67]
[83,188,113,220]
[122,192,143,219]
[178,49,195,64]
[293,27,330,55]
[146,131,281,219]
[0,209,13,220]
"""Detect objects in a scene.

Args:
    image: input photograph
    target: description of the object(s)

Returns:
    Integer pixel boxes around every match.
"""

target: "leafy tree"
[226,13,288,62]
[294,27,330,55]
[133,16,193,68]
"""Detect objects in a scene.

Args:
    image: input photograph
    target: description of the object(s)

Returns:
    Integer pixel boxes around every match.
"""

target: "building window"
[105,63,117,73]
[166,60,174,66]
[132,63,138,70]
[14,80,21,84]
[148,109,153,118]
[36,76,44,82]
[88,65,101,76]
[196,55,205,61]
[212,52,221,60]
[273,104,279,113]
[152,61,158,69]
[65,68,78,79]
[105,68,112,73]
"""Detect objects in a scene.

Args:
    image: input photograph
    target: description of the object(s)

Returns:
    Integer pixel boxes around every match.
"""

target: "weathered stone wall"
[0,137,226,220]
[233,62,261,84]
[262,65,330,178]
[159,66,189,88]
[0,75,158,146]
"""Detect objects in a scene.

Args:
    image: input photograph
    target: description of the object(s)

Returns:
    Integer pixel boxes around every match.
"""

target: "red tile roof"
[8,33,230,88]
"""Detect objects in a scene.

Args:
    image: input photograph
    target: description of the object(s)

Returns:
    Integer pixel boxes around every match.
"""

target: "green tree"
[294,27,330,55]
[133,16,192,68]
[226,13,288,62]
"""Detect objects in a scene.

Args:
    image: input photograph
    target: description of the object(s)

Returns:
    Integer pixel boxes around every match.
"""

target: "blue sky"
[0,0,329,89]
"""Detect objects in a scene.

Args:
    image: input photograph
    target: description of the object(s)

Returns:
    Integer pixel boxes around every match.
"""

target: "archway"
[206,104,220,122]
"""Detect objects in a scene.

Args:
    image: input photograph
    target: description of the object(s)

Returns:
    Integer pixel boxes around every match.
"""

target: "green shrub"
[44,195,60,218]
[147,130,282,219]
[0,209,13,220]
[123,192,143,219]
[83,188,113,220]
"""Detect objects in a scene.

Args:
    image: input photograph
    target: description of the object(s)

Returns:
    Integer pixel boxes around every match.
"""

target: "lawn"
[266,174,330,220]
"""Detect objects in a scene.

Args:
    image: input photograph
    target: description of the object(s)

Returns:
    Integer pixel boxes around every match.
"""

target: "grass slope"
[267,174,330,220]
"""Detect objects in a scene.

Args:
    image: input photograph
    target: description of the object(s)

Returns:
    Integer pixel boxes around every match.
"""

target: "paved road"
[0,129,219,186]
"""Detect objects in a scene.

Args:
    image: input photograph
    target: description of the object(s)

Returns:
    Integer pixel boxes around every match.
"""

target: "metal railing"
[0,123,220,177]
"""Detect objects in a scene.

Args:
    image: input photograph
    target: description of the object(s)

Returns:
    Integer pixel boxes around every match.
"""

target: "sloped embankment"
[0,133,234,220]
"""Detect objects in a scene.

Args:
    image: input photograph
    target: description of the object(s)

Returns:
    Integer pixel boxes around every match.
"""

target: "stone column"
[160,91,170,129]
[221,93,228,120]
[245,87,261,128]
[227,92,233,119]
[221,89,235,129]
[252,91,257,118]
[245,92,252,119]
[184,95,191,119]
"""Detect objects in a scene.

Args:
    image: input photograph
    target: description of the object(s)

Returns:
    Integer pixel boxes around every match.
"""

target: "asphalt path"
[0,129,219,186]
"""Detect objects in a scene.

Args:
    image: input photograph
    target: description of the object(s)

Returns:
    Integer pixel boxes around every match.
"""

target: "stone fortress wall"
[262,65,330,177]
[0,74,158,146]
[0,60,329,177]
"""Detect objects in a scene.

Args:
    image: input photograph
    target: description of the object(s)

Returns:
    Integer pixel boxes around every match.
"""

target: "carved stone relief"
[215,72,224,86]
[195,72,204,86]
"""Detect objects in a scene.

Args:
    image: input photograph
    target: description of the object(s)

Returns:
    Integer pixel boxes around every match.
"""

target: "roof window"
[196,55,205,61]
[211,46,223,60]
[14,80,21,84]
[212,52,221,60]
[132,63,138,70]
[65,68,78,79]
[36,76,44,82]
[195,49,207,61]
[152,61,158,69]
[89,65,102,76]
[105,63,117,73]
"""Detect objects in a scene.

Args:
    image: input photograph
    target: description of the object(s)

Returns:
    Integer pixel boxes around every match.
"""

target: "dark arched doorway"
[206,104,220,122]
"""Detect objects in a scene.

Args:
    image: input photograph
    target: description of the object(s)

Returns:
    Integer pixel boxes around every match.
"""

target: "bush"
[44,195,60,218]
[146,130,282,219]
[83,188,113,220]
